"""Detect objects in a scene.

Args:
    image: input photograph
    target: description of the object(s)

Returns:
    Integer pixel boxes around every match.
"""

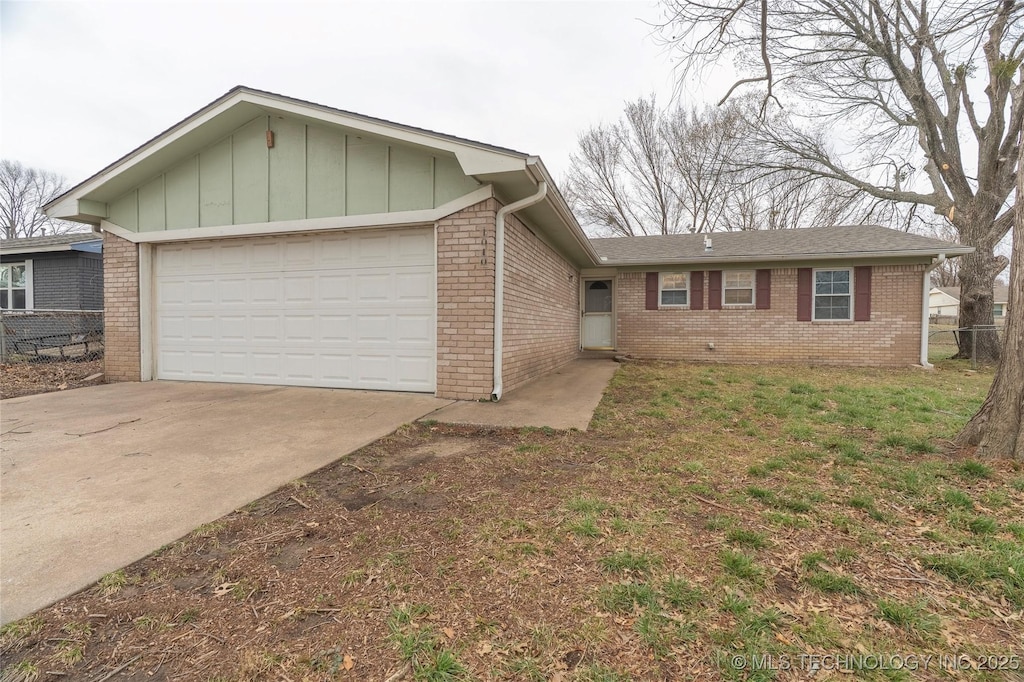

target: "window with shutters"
[659,272,688,307]
[723,270,755,306]
[813,268,852,320]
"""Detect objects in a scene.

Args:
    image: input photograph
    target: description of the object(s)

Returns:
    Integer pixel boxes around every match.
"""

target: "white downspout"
[920,253,946,368]
[492,180,548,401]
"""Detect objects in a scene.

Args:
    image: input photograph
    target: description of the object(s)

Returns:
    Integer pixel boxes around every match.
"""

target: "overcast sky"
[0,0,723,186]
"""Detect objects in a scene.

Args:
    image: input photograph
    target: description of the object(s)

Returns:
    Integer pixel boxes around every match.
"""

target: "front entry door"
[582,279,614,349]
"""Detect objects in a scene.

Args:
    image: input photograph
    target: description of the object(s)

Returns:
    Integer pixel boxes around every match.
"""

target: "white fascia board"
[44,91,252,212]
[0,244,73,255]
[46,90,525,213]
[525,157,603,266]
[603,247,975,266]
[102,185,495,244]
[245,93,528,175]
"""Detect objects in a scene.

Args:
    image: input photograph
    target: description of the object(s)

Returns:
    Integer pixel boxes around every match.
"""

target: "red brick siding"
[435,199,497,400]
[103,231,141,381]
[616,265,925,366]
[502,213,580,393]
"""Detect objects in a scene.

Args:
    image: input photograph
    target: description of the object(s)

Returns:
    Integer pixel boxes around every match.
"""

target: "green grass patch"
[725,528,768,549]
[876,598,940,639]
[599,550,661,575]
[595,582,658,613]
[721,550,761,581]
[804,572,860,595]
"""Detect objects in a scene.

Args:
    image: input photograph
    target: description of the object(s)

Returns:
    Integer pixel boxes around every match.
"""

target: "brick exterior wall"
[615,264,926,366]
[1,251,103,310]
[103,232,141,381]
[435,199,497,400]
[502,212,580,393]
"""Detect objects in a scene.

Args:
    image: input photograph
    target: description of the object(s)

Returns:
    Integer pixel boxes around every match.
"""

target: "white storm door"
[582,279,614,349]
[154,228,436,392]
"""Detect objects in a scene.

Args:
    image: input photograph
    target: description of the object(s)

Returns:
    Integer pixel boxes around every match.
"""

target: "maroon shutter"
[691,271,704,310]
[755,269,771,310]
[854,266,872,321]
[645,272,659,310]
[708,270,723,310]
[797,268,813,321]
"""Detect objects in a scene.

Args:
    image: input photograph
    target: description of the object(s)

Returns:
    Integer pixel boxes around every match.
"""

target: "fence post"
[0,314,6,364]
[971,326,977,370]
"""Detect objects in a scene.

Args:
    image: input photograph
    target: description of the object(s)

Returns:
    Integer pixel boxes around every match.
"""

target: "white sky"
[0,0,721,186]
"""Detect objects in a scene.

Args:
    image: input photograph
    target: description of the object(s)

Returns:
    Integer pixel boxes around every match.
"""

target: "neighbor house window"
[994,304,1004,317]
[0,262,30,310]
[723,270,755,305]
[659,272,688,307]
[813,268,851,320]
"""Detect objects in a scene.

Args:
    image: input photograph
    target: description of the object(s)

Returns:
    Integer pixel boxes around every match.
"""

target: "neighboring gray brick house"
[0,234,104,310]
[0,233,104,350]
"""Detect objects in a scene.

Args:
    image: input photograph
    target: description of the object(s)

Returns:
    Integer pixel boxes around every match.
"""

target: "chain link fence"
[0,310,104,363]
[928,324,1005,369]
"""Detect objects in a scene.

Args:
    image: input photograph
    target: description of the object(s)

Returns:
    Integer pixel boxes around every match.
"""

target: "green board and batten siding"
[107,115,481,232]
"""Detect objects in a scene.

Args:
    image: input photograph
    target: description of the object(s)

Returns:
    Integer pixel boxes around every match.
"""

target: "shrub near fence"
[0,310,104,363]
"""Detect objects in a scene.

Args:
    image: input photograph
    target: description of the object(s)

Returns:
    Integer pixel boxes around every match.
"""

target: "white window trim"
[659,272,689,308]
[1,259,33,310]
[722,269,756,307]
[812,267,853,322]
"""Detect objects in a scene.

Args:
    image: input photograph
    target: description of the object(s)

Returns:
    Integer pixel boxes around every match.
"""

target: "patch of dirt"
[0,358,104,399]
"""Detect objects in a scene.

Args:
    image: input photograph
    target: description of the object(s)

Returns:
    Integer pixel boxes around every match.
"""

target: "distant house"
[0,234,104,359]
[0,233,104,311]
[929,286,1009,322]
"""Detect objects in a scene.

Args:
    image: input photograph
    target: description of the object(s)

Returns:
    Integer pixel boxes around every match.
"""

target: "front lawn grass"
[4,360,1021,681]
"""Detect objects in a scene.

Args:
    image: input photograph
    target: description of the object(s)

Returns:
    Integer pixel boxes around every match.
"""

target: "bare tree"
[565,97,862,235]
[565,97,685,236]
[656,0,1021,361]
[0,160,83,239]
[957,127,1024,460]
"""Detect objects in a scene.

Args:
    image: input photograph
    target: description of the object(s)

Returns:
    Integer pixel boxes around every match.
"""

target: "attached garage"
[153,228,435,391]
[44,86,594,400]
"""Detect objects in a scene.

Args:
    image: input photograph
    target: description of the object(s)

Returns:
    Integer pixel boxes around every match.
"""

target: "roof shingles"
[591,225,971,265]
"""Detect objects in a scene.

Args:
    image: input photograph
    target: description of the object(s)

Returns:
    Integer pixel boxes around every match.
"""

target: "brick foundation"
[615,265,925,366]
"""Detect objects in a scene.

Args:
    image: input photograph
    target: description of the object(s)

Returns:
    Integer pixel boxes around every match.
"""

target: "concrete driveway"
[0,382,450,625]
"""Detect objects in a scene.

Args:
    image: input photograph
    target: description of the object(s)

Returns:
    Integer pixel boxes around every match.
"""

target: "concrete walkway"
[0,382,450,625]
[430,359,618,430]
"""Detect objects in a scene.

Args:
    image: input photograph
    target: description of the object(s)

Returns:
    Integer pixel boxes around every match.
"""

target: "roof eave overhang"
[0,239,102,256]
[43,87,531,224]
[595,246,975,267]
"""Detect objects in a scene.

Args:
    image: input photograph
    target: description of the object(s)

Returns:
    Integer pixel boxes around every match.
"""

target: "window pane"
[815,270,849,295]
[0,291,7,308]
[0,266,8,288]
[585,282,612,313]
[11,289,25,309]
[662,273,687,290]
[661,289,688,305]
[11,265,26,288]
[724,289,753,305]
[815,296,850,320]
[724,271,753,288]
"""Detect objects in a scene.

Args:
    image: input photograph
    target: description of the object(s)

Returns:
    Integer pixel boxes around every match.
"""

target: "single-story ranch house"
[45,87,972,401]
[929,286,1009,321]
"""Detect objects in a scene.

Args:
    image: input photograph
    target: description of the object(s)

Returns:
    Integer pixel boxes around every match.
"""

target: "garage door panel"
[155,228,435,392]
[219,278,249,304]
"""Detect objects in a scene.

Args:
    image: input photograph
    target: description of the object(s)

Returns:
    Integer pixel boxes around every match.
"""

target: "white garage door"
[154,228,435,392]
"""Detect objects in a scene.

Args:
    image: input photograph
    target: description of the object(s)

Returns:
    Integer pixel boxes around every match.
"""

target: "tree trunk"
[953,239,1004,363]
[956,139,1023,461]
